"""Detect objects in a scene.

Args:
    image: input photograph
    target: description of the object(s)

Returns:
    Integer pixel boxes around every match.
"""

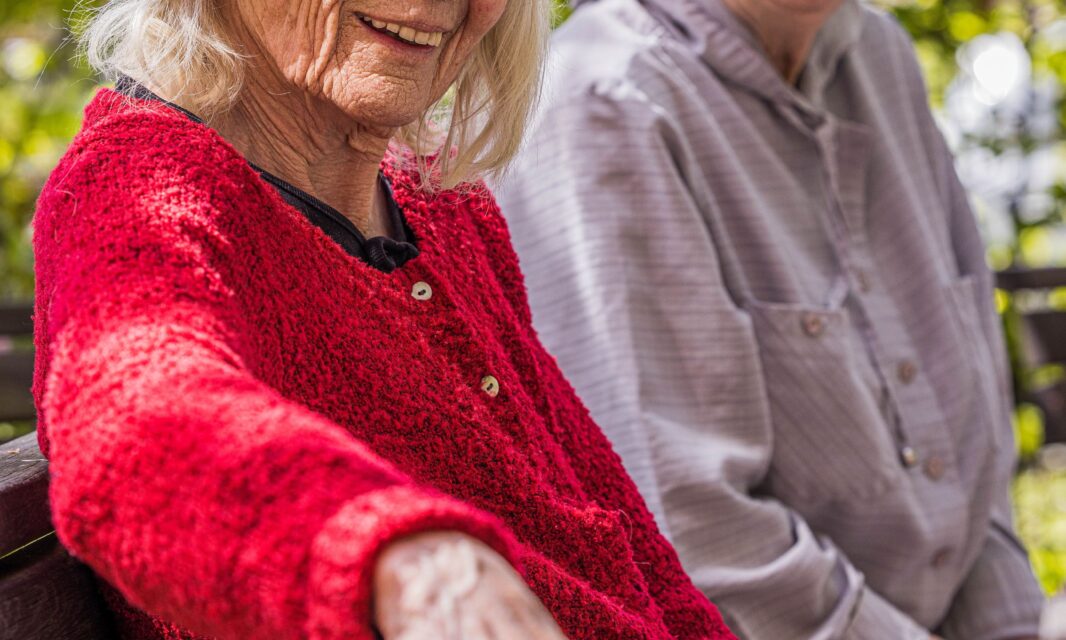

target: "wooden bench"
[0,434,113,638]
[996,267,1066,445]
[0,302,113,638]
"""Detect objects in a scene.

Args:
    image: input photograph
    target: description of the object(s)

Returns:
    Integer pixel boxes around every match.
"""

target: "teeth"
[359,15,445,47]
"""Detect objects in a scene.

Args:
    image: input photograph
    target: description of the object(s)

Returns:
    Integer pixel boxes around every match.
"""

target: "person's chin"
[319,94,415,131]
[330,86,430,128]
[770,0,843,15]
[354,107,423,131]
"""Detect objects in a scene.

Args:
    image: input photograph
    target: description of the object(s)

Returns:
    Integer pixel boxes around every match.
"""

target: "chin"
[770,0,843,14]
[322,72,438,131]
[327,88,430,130]
[356,103,425,129]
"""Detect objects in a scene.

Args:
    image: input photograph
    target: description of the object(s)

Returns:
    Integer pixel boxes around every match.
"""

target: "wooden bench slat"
[0,303,33,337]
[0,433,116,638]
[0,350,36,423]
[995,267,1066,292]
[0,538,114,639]
[0,433,52,559]
[1029,384,1066,445]
[1021,310,1066,367]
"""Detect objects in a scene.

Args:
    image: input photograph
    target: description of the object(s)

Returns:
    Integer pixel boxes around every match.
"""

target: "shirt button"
[900,446,919,468]
[931,548,952,569]
[480,375,500,397]
[897,360,918,385]
[411,281,433,301]
[923,455,946,481]
[801,313,826,338]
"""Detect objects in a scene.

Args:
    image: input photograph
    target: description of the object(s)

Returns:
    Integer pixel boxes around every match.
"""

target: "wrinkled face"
[228,0,507,127]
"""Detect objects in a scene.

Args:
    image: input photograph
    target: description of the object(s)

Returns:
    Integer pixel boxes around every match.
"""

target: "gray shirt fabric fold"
[496,0,1046,637]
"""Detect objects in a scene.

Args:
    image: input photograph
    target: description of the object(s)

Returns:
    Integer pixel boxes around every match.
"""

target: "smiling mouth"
[357,14,445,47]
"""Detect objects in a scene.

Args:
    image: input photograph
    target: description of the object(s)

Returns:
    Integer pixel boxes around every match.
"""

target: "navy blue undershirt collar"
[115,78,420,273]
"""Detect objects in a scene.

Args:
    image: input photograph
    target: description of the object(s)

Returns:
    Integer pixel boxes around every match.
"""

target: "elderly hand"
[373,532,567,640]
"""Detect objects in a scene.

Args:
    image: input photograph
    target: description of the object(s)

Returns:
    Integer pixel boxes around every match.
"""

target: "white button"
[900,446,918,468]
[411,282,433,301]
[480,375,500,397]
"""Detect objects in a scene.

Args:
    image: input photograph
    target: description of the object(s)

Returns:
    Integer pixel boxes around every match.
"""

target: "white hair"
[80,0,553,189]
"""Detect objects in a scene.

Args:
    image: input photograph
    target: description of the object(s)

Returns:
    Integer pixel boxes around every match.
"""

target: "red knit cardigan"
[32,89,735,640]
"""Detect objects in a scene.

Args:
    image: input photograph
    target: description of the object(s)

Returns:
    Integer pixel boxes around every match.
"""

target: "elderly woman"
[31,0,737,638]
[497,0,1046,639]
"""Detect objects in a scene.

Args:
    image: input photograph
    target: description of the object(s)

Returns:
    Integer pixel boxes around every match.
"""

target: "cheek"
[467,0,508,39]
[319,22,449,126]
[242,0,345,92]
[437,0,507,82]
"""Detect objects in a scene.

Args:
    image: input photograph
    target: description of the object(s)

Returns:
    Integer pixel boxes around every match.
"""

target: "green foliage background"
[0,0,1063,596]
[0,0,92,300]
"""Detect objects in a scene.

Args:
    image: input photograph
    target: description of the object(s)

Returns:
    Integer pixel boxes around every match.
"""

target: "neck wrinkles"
[208,24,396,238]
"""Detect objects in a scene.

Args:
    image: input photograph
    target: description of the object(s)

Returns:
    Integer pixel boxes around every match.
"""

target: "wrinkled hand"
[373,532,567,640]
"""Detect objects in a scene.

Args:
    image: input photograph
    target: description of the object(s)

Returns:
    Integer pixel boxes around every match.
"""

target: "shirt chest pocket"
[745,300,904,504]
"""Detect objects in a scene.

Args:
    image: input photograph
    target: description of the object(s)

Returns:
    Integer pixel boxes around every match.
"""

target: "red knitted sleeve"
[32,109,517,640]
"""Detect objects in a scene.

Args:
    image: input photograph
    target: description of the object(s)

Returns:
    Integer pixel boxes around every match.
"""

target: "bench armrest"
[0,432,52,560]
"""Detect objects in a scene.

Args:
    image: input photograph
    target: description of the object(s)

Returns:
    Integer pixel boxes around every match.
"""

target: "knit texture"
[31,89,735,640]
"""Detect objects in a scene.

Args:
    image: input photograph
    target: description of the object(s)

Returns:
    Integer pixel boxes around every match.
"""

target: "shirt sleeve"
[33,116,518,640]
[925,102,1046,640]
[495,87,928,640]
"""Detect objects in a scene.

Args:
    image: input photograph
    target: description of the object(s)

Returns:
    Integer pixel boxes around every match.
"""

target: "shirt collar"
[641,0,865,109]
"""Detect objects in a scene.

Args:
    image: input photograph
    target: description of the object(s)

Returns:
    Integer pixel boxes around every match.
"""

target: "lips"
[357,14,445,47]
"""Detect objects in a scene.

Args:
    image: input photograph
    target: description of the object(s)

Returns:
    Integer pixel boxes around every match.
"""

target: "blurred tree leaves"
[0,0,96,300]
[892,1,1066,270]
[1014,464,1066,593]
[890,0,1061,104]
[552,0,574,26]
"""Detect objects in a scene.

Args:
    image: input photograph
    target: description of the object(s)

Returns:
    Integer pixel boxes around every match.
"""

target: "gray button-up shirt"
[495,0,1046,638]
